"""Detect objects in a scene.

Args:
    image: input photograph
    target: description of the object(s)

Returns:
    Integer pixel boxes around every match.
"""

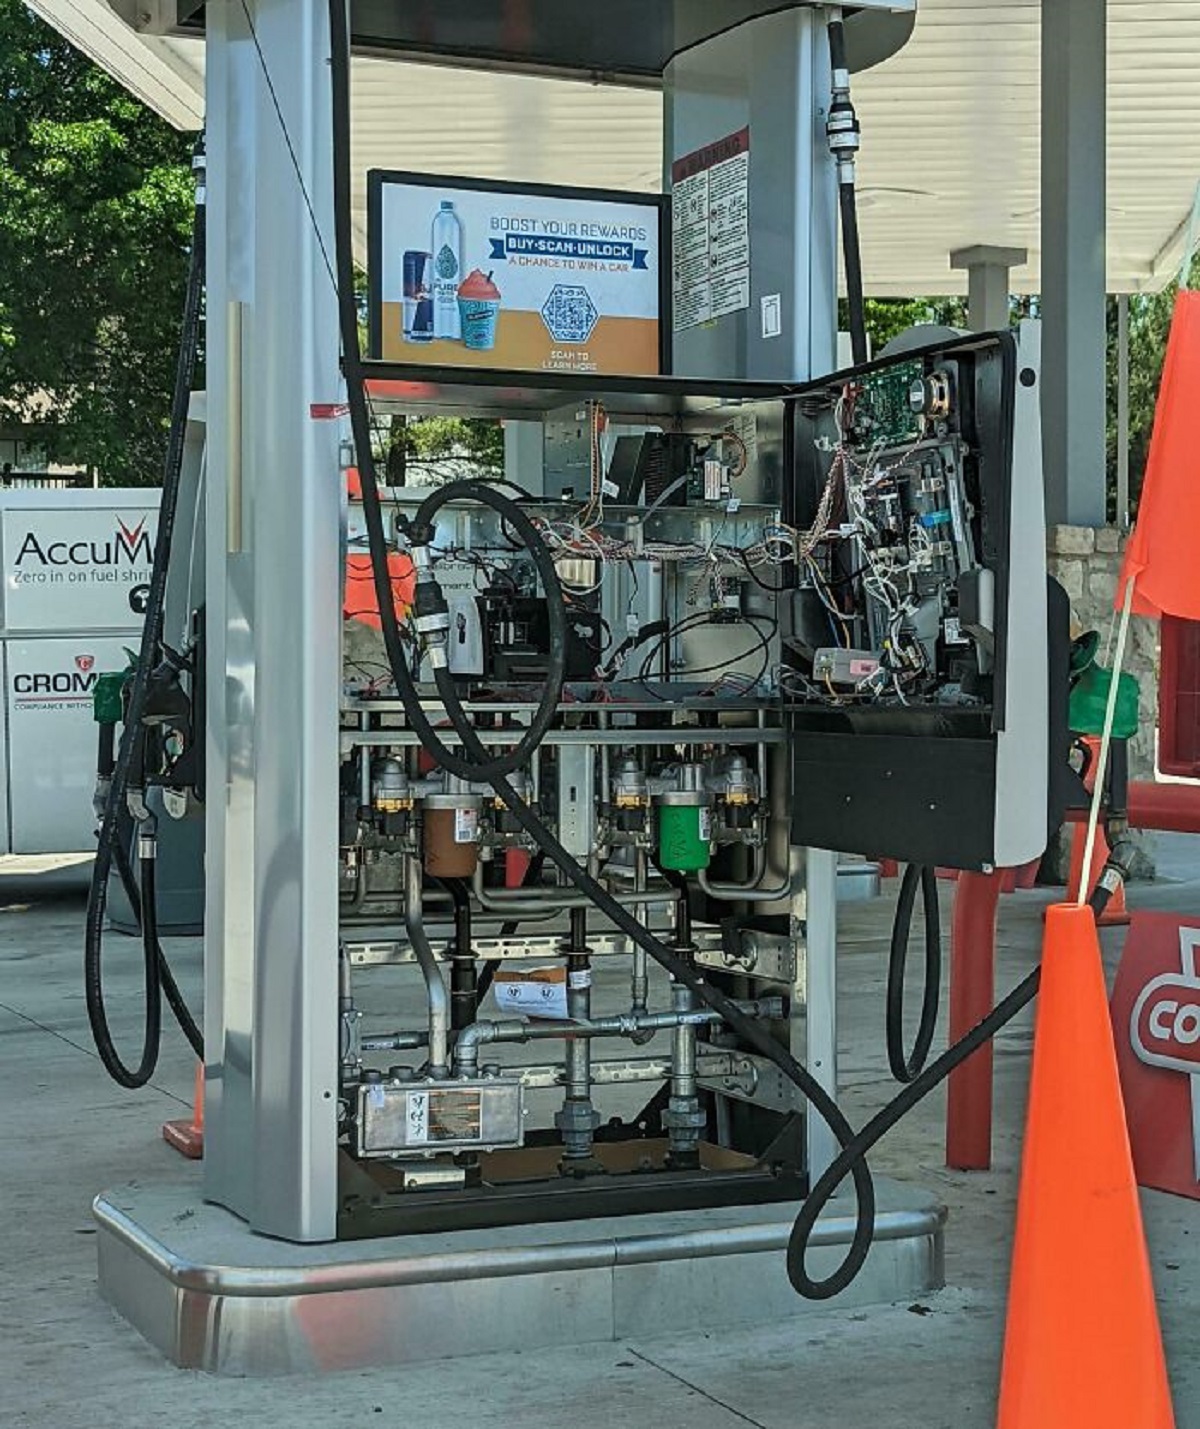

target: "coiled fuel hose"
[886,864,942,1083]
[83,145,205,1085]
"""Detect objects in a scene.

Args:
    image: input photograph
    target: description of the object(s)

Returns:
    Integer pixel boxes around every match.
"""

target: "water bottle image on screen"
[432,200,463,341]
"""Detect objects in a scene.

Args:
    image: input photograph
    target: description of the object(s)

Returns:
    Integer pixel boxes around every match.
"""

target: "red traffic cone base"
[997,903,1174,1427]
[162,1062,204,1160]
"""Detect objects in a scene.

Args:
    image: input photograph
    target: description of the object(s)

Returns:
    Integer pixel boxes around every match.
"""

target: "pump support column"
[950,245,1027,332]
[204,0,342,1241]
[1041,0,1108,527]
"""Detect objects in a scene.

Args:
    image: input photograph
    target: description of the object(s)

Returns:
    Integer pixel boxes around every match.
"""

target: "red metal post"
[946,868,1005,1170]
[1063,781,1200,834]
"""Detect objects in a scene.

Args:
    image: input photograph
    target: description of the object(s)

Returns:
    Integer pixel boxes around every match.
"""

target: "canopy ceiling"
[25,0,1200,294]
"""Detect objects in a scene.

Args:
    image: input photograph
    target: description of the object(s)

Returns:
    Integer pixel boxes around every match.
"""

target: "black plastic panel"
[791,730,997,871]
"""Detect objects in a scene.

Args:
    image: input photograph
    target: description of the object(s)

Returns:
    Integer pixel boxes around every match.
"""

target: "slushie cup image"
[458,269,501,351]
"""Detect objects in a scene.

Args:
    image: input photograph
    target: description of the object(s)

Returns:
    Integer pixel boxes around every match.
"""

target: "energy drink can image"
[402,249,433,343]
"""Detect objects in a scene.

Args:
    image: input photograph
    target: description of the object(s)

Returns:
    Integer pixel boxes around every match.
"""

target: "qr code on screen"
[540,284,598,344]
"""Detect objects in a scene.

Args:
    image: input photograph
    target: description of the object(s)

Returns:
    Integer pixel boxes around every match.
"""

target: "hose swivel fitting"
[826,74,860,188]
[410,546,451,669]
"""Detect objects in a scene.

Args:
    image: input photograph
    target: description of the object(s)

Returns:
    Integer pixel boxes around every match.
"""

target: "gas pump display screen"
[366,170,667,377]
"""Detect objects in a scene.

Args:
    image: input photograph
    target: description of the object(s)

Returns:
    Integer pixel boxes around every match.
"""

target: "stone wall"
[1046,524,1158,779]
[1044,524,1159,881]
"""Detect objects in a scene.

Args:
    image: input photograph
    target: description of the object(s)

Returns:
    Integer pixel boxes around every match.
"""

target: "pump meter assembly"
[323,320,1048,1282]
[81,0,1072,1364]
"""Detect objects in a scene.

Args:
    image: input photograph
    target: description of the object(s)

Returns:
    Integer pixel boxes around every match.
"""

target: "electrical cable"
[84,143,206,1087]
[886,864,941,1083]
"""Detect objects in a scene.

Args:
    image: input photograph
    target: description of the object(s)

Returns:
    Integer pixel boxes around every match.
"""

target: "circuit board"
[850,359,923,446]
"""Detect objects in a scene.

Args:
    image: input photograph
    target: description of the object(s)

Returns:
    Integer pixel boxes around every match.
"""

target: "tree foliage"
[1104,279,1194,519]
[0,0,194,485]
[856,295,968,354]
[0,0,1183,510]
[384,415,505,484]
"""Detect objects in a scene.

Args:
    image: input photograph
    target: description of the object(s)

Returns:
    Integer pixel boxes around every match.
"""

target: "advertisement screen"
[368,172,666,377]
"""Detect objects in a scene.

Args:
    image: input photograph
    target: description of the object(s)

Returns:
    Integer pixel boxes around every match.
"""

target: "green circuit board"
[852,359,924,446]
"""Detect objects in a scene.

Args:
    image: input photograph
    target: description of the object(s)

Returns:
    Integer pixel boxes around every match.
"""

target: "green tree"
[860,295,969,354]
[1104,277,1196,520]
[0,0,194,485]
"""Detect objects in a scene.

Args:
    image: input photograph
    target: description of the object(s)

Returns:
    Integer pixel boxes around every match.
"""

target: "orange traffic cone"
[1067,819,1131,925]
[162,1062,204,1159]
[996,903,1174,1427]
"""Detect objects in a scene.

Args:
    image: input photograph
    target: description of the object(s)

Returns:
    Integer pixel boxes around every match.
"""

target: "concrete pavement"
[1,847,1197,1427]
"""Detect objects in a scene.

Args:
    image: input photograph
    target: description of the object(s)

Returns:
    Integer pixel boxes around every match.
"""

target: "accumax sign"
[13,516,152,569]
[3,507,156,631]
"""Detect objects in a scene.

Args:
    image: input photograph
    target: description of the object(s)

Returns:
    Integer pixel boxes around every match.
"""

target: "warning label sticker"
[671,127,751,332]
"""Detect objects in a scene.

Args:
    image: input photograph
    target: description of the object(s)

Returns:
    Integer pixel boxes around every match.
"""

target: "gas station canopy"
[25,0,1200,294]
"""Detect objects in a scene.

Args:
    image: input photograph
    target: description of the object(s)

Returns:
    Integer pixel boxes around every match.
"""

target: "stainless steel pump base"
[94,1179,945,1375]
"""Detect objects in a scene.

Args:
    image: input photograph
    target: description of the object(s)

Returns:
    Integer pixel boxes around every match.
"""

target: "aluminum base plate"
[94,1179,945,1374]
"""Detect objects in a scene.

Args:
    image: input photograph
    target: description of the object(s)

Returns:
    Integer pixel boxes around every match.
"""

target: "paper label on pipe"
[699,807,713,842]
[493,966,569,1019]
[454,807,480,844]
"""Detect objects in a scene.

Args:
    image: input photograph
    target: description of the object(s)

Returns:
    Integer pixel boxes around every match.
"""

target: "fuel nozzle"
[409,541,451,669]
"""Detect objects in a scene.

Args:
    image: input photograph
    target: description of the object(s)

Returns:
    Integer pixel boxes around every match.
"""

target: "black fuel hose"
[83,145,205,1086]
[838,186,868,368]
[328,0,1046,1300]
[886,864,941,1083]
[827,17,868,367]
[113,835,203,1057]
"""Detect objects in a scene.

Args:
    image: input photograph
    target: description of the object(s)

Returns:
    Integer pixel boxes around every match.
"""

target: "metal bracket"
[693,928,798,983]
[697,1049,801,1112]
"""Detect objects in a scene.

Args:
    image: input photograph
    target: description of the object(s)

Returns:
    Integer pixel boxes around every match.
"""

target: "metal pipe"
[453,998,782,1077]
[342,727,786,751]
[361,1029,429,1053]
[340,859,369,914]
[469,861,680,913]
[404,852,450,1077]
[666,980,702,1166]
[340,857,371,914]
[440,876,476,1031]
[698,844,792,903]
[630,848,649,1016]
[557,909,598,1163]
[358,711,371,807]
[470,862,590,912]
